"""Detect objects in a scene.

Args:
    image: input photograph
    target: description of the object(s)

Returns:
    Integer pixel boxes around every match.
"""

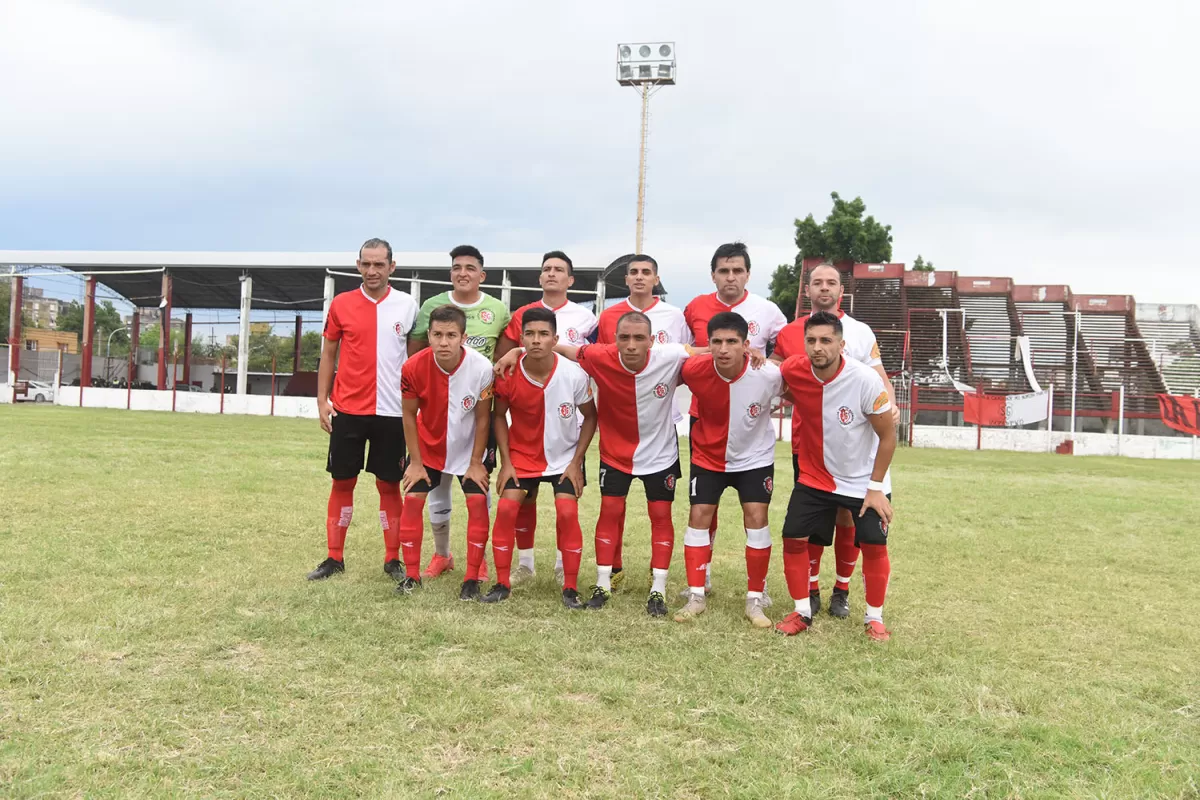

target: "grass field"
[2,405,1199,798]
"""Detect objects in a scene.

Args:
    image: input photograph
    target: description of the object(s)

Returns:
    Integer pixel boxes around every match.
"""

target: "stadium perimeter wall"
[51,386,320,417]
[913,424,1199,460]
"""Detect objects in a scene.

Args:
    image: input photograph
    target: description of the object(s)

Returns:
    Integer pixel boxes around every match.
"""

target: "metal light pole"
[617,42,675,254]
[105,325,131,360]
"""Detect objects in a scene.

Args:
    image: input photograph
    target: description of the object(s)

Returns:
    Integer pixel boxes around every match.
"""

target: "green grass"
[1,405,1199,798]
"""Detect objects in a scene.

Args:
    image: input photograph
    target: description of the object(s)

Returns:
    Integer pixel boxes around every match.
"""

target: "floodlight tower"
[617,42,675,254]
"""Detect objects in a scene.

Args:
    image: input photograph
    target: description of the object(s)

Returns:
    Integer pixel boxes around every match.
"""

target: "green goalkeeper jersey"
[411,291,512,362]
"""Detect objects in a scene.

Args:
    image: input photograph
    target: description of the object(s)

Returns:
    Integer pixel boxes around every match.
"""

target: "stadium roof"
[0,250,663,311]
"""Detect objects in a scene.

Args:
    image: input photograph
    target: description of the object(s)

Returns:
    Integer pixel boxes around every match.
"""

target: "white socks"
[596,565,613,591]
[795,596,812,617]
[650,568,668,595]
[518,549,535,571]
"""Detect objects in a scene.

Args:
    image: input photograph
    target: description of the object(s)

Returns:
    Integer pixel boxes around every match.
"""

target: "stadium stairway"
[904,269,970,387]
[849,263,908,375]
[1134,303,1200,395]
[1073,295,1166,415]
[956,277,1029,390]
[1014,285,1078,395]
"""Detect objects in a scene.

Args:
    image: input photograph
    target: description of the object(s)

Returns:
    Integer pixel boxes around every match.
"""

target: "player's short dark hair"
[805,310,843,336]
[616,311,652,335]
[710,242,750,273]
[707,311,748,341]
[806,263,841,285]
[449,244,484,267]
[523,306,557,334]
[359,237,393,262]
[542,250,574,276]
[429,304,467,333]
[628,254,658,273]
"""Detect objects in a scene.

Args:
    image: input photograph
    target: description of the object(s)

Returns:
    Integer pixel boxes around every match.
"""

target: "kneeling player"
[676,311,783,628]
[484,307,597,608]
[396,305,495,599]
[776,310,896,639]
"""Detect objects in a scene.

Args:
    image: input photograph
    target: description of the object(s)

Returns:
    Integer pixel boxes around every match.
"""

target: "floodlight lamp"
[639,45,651,57]
[620,64,633,79]
[657,64,672,78]
[620,45,631,58]
[659,44,672,57]
[639,64,652,78]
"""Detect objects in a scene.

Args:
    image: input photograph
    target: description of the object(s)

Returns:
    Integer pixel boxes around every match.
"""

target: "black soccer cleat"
[395,576,422,595]
[829,587,850,618]
[307,557,344,581]
[809,589,822,617]
[480,583,511,604]
[646,591,668,617]
[383,559,406,582]
[561,587,585,610]
[459,579,483,602]
[585,585,612,610]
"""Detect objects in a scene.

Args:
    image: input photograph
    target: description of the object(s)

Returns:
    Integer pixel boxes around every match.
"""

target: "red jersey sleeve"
[683,298,709,347]
[323,296,344,341]
[774,319,805,361]
[399,357,419,400]
[502,306,525,343]
[575,343,617,380]
[596,306,619,344]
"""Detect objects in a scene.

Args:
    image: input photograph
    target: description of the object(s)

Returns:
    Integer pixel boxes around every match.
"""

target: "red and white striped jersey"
[323,286,419,417]
[495,354,594,477]
[681,356,782,472]
[597,298,692,346]
[504,299,598,346]
[683,290,786,351]
[781,355,892,498]
[400,347,494,475]
[576,343,690,475]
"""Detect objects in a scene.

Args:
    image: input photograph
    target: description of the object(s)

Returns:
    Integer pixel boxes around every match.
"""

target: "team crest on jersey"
[838,405,855,426]
[558,402,574,418]
[747,402,763,419]
[393,322,406,338]
[763,476,773,494]
[748,320,760,336]
[566,327,580,342]
[479,309,494,323]
[462,395,477,411]
[665,474,676,491]
[656,330,668,343]
[653,382,669,399]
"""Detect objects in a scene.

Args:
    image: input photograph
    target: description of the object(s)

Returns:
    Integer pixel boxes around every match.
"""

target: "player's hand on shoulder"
[749,347,766,369]
[494,348,521,378]
[891,405,901,425]
[860,489,893,527]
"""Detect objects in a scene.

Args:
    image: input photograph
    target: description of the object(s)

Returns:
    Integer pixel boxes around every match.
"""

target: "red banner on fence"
[963,393,1006,426]
[1157,394,1200,436]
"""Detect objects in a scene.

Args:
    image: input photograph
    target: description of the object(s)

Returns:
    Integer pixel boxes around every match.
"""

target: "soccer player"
[483,307,598,609]
[675,311,783,628]
[771,263,899,619]
[776,311,896,640]
[495,250,598,585]
[395,304,496,599]
[682,242,787,596]
[308,237,419,582]
[408,245,511,581]
[595,253,690,590]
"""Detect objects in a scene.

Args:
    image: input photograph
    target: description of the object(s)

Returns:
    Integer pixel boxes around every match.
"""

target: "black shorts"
[782,483,890,546]
[503,466,586,497]
[688,462,774,506]
[599,459,681,502]
[408,466,488,495]
[327,412,406,482]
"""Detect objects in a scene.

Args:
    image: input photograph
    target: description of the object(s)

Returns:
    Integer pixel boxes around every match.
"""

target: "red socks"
[833,524,858,591]
[491,498,520,587]
[595,496,625,568]
[515,500,538,550]
[782,538,810,601]
[398,493,426,577]
[860,543,890,608]
[464,494,490,581]
[744,527,772,594]
[376,479,403,563]
[554,497,583,590]
[647,500,674,571]
[326,477,357,560]
[808,544,824,592]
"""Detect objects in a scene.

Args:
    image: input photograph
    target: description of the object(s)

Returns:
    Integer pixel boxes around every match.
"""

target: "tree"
[0,278,33,337]
[57,299,127,347]
[768,192,894,320]
[912,254,934,272]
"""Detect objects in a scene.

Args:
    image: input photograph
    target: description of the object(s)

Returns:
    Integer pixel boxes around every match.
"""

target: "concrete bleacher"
[1135,303,1200,395]
[1014,285,1074,392]
[848,263,907,375]
[1072,295,1165,414]
[904,270,969,386]
[956,277,1028,390]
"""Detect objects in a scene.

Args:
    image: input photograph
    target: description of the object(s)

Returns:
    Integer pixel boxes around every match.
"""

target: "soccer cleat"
[774,611,812,636]
[829,588,850,618]
[864,620,891,641]
[646,591,668,617]
[744,596,772,629]
[561,587,585,610]
[383,559,405,581]
[307,557,344,581]
[678,581,713,600]
[809,590,822,617]
[554,565,566,588]
[761,586,774,609]
[610,567,626,592]
[673,592,707,623]
[585,585,612,610]
[395,576,422,595]
[510,564,536,586]
[459,579,482,601]
[421,553,455,580]
[479,583,511,604]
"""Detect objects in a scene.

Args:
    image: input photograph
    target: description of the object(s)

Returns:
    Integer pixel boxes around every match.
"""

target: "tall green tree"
[57,299,127,346]
[912,254,934,272]
[769,192,894,320]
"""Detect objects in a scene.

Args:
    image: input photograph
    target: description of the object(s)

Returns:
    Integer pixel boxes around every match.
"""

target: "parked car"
[24,381,55,403]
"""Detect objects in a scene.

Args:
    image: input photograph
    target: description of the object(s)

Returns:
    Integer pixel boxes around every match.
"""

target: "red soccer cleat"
[864,620,891,641]
[421,553,455,579]
[774,612,812,636]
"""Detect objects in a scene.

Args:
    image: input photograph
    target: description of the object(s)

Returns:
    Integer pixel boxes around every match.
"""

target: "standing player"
[776,311,896,640]
[483,307,598,609]
[682,242,787,597]
[771,263,898,619]
[308,238,418,582]
[409,245,510,581]
[495,250,598,585]
[396,305,496,599]
[675,312,783,628]
[595,253,690,590]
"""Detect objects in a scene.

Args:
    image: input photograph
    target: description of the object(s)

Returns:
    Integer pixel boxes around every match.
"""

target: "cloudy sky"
[2,0,1198,314]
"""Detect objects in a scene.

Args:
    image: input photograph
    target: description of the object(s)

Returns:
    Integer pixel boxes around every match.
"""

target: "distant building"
[22,329,77,354]
[225,322,272,346]
[21,288,63,329]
